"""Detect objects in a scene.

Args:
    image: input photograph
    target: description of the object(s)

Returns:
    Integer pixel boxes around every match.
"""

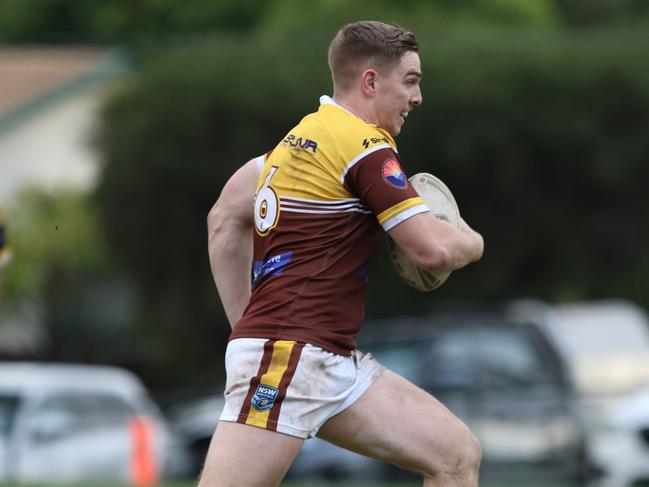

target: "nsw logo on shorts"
[251,384,279,412]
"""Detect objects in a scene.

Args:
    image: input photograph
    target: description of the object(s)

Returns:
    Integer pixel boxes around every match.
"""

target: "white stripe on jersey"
[281,195,362,206]
[382,204,430,232]
[280,196,370,214]
[281,201,367,212]
[282,207,372,215]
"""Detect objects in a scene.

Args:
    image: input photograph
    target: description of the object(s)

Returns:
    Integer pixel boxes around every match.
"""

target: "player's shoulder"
[315,99,396,161]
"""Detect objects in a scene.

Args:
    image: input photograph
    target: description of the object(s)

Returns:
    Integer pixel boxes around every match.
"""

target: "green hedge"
[95,27,649,387]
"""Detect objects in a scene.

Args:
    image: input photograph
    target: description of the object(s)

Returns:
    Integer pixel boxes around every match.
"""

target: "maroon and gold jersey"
[230,96,429,355]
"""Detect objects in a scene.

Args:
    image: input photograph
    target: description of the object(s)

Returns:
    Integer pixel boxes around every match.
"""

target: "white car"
[0,362,189,484]
[590,386,649,487]
[511,299,649,487]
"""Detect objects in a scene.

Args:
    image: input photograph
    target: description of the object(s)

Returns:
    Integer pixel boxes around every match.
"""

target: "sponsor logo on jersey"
[382,159,407,188]
[281,134,318,153]
[362,136,389,149]
[252,251,293,289]
[251,384,279,412]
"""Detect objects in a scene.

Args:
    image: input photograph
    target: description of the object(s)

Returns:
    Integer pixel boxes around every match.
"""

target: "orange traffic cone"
[129,416,159,486]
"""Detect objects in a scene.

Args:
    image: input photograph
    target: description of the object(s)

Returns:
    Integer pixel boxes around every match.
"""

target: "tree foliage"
[0,0,270,44]
[94,27,649,387]
[2,190,108,303]
[0,190,138,364]
[4,0,649,392]
[4,0,649,45]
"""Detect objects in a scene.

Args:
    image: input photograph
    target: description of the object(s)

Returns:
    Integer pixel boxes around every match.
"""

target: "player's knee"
[425,425,481,486]
[463,431,482,476]
[446,428,481,485]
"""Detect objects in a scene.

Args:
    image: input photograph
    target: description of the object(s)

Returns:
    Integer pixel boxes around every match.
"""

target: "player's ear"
[360,69,378,97]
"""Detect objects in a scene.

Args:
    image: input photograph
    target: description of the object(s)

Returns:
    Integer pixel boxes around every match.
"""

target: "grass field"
[0,483,579,487]
[251,484,575,487]
[0,482,581,487]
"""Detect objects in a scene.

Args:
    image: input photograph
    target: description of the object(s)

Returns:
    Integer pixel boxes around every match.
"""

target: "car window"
[471,328,548,383]
[423,330,484,389]
[369,344,424,381]
[0,394,21,436]
[96,394,136,425]
[370,325,555,391]
[34,394,99,438]
[32,392,136,440]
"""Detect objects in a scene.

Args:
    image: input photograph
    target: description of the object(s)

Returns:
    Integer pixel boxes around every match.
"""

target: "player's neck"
[332,94,376,126]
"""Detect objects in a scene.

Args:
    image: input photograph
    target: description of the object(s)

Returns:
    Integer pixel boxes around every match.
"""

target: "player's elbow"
[207,200,227,242]
[207,198,252,250]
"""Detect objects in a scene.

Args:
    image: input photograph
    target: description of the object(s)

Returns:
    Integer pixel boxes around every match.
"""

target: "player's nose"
[411,86,422,106]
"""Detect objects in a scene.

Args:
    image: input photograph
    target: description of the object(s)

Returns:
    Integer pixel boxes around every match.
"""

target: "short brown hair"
[328,21,419,92]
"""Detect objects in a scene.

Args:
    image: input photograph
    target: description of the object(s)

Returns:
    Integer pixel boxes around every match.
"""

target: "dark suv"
[288,309,590,484]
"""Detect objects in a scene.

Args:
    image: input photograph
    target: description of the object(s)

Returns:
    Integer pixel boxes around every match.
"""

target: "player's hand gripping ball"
[388,173,460,292]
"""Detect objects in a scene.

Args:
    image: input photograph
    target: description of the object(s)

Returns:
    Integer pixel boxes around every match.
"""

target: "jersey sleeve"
[253,154,265,173]
[343,147,429,231]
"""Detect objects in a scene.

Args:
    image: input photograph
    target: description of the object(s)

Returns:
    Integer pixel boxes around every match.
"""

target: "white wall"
[0,87,107,206]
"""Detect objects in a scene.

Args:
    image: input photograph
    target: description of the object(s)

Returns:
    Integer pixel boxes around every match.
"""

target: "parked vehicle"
[0,362,189,484]
[288,310,588,483]
[511,299,649,487]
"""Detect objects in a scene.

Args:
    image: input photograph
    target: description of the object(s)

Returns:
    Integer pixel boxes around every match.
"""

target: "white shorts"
[219,338,384,439]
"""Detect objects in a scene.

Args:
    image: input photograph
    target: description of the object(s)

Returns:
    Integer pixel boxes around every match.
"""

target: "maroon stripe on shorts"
[267,341,305,430]
[237,339,276,424]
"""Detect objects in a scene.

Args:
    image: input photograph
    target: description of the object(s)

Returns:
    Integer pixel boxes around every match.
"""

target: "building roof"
[0,46,125,134]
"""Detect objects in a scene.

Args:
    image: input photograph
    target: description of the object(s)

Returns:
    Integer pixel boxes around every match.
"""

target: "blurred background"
[1,0,649,486]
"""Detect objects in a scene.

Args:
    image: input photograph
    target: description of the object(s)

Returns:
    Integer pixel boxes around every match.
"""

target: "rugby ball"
[387,173,460,292]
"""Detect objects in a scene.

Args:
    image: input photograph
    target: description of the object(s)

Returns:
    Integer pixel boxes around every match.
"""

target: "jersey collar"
[319,95,376,126]
[319,95,357,117]
[319,96,396,147]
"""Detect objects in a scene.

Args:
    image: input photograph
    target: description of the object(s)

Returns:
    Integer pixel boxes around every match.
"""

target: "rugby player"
[203,21,484,487]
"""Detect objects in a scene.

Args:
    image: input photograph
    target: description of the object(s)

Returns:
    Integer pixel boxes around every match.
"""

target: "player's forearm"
[208,218,253,329]
[418,229,482,273]
[393,214,483,273]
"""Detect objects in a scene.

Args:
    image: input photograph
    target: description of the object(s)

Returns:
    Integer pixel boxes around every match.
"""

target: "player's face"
[375,51,423,136]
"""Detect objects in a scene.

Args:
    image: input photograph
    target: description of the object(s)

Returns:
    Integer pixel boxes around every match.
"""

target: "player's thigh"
[316,369,480,476]
[199,420,303,487]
